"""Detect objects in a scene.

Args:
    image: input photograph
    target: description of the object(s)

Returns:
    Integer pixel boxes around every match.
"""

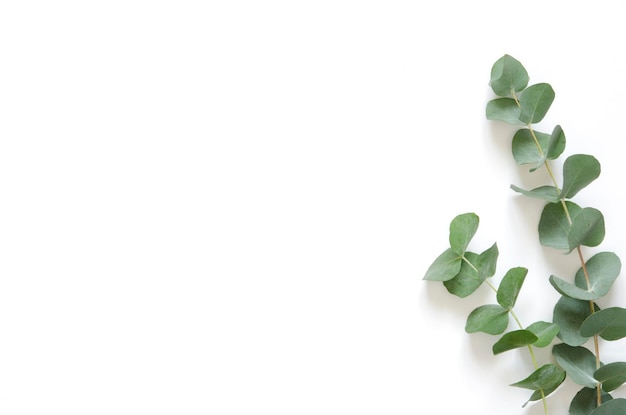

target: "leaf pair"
[550,252,621,301]
[539,201,605,252]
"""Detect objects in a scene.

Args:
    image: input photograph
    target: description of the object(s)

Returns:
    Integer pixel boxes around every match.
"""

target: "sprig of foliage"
[423,55,626,415]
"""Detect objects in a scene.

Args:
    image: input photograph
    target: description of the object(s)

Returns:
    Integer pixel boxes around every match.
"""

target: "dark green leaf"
[511,128,551,166]
[492,330,537,355]
[539,201,581,250]
[560,154,601,199]
[595,362,626,392]
[489,54,529,96]
[581,307,626,341]
[465,304,509,335]
[496,267,527,309]
[423,248,462,281]
[553,296,598,346]
[590,398,626,415]
[445,243,499,297]
[518,83,555,124]
[568,207,605,251]
[486,98,525,125]
[527,321,560,347]
[510,364,565,390]
[552,344,599,388]
[511,184,560,203]
[570,387,612,415]
[449,213,479,256]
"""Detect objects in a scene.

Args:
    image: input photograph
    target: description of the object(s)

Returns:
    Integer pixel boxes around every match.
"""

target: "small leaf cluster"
[424,55,626,415]
[424,213,563,406]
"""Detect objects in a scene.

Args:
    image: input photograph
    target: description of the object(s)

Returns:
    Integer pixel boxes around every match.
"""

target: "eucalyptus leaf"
[550,251,622,300]
[511,184,560,203]
[539,201,581,250]
[444,244,499,298]
[590,398,626,415]
[546,124,566,160]
[449,212,479,256]
[570,387,613,415]
[553,296,598,346]
[552,344,599,388]
[594,362,626,392]
[465,304,509,335]
[560,154,601,199]
[496,267,527,310]
[518,83,555,124]
[489,54,529,96]
[511,128,551,166]
[486,98,525,125]
[510,364,565,391]
[526,321,560,347]
[580,307,626,341]
[492,330,537,355]
[423,248,462,281]
[568,207,605,251]
[526,383,561,406]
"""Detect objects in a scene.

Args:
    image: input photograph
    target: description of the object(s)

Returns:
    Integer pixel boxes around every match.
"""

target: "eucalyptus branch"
[424,55,626,415]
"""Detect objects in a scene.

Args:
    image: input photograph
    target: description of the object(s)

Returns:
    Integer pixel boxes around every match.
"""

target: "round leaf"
[553,296,597,346]
[569,387,612,415]
[568,207,605,251]
[560,154,601,199]
[518,83,555,124]
[526,321,560,347]
[552,344,599,388]
[511,128,551,166]
[539,201,581,250]
[489,54,529,96]
[486,98,525,125]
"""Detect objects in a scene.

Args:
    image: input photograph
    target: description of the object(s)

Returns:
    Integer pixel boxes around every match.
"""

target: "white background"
[2,1,626,414]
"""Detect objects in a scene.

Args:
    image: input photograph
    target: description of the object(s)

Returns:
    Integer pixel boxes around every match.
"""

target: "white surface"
[2,1,626,414]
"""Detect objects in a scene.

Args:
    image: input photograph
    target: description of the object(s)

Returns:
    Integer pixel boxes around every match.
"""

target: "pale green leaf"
[527,321,560,347]
[560,154,601,199]
[511,184,560,203]
[568,207,605,251]
[551,252,622,301]
[489,54,529,96]
[553,296,598,346]
[518,83,555,124]
[511,128,550,166]
[486,98,525,125]
[590,398,626,415]
[539,201,581,250]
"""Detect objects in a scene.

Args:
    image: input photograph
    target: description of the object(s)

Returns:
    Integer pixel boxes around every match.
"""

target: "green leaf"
[465,304,509,335]
[486,98,525,125]
[551,252,622,300]
[568,207,605,251]
[552,344,599,388]
[526,383,561,405]
[496,267,527,309]
[595,362,626,392]
[510,364,565,390]
[511,128,551,166]
[590,398,626,415]
[539,201,581,250]
[423,248,462,281]
[560,154,601,199]
[489,54,529,96]
[569,387,613,415]
[527,321,560,347]
[449,213,479,256]
[580,307,626,341]
[511,184,560,203]
[492,330,537,355]
[518,83,555,124]
[553,296,598,346]
[546,124,566,160]
[444,244,498,297]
